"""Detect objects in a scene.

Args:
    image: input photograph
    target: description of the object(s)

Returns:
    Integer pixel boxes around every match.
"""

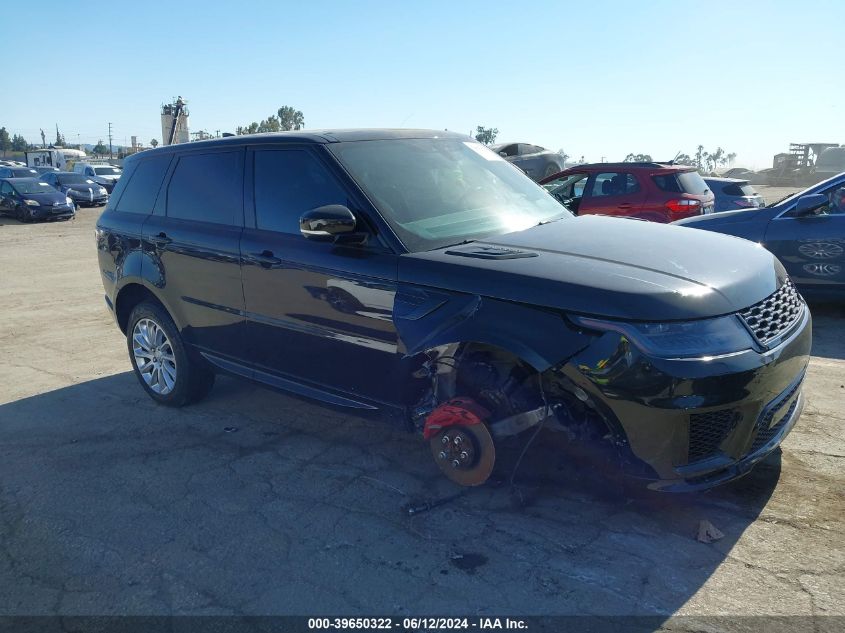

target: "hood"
[93,174,120,182]
[400,215,784,321]
[20,191,69,205]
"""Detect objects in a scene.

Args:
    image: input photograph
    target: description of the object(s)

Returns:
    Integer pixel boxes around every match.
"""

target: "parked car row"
[0,169,112,222]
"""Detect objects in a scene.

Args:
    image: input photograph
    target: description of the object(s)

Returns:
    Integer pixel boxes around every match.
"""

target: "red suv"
[540,162,715,222]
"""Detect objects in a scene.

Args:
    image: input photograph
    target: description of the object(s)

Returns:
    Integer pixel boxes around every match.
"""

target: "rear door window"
[114,155,172,215]
[589,172,640,197]
[253,149,350,234]
[166,151,241,225]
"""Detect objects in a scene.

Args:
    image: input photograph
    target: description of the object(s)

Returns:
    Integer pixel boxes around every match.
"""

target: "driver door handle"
[253,250,281,268]
[151,231,172,246]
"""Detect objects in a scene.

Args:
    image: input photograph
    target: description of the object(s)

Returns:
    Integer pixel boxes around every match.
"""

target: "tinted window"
[253,149,348,234]
[590,172,640,196]
[167,152,240,225]
[677,171,709,194]
[115,155,172,214]
[1,182,12,195]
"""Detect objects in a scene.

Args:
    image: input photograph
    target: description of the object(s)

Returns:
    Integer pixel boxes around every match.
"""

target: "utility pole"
[108,122,113,159]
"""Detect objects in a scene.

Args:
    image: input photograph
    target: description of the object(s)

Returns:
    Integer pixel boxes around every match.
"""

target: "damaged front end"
[396,287,812,492]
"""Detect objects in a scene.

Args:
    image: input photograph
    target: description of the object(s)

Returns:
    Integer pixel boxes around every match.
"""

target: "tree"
[55,124,65,147]
[277,106,304,131]
[150,138,159,148]
[237,105,305,135]
[11,134,28,151]
[673,153,695,166]
[624,153,653,162]
[40,129,46,148]
[474,126,498,145]
[694,145,705,171]
[726,152,736,166]
[92,140,109,155]
[0,127,10,157]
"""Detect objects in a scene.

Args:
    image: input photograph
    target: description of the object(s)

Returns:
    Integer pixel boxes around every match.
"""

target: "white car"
[72,163,123,192]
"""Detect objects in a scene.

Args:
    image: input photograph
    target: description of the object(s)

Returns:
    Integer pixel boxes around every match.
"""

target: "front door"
[240,145,402,405]
[764,182,845,293]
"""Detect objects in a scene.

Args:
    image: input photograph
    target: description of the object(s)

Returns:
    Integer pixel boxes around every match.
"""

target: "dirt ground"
[0,195,843,628]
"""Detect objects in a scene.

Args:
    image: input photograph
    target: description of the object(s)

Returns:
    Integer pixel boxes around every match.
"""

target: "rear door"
[141,148,248,362]
[764,182,845,293]
[579,171,646,217]
[239,144,401,405]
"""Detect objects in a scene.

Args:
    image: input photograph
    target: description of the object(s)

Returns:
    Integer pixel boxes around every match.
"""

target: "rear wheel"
[127,301,215,407]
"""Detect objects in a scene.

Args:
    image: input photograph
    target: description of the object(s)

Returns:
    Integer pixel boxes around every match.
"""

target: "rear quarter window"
[114,155,172,214]
[653,171,709,195]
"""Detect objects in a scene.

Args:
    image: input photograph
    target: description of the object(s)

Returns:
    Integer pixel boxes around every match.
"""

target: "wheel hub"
[429,423,495,487]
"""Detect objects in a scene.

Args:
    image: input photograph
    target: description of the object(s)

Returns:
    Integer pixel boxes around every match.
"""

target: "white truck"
[25,148,87,171]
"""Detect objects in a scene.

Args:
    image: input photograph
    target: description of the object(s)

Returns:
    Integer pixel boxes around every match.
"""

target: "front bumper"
[25,204,76,220]
[67,190,109,206]
[559,305,812,491]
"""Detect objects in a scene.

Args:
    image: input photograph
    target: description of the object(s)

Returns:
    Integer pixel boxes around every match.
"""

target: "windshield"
[58,174,93,185]
[11,169,38,177]
[14,181,57,195]
[94,167,121,175]
[329,138,571,251]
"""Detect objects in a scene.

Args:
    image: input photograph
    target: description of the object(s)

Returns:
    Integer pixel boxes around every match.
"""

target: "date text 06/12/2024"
[307,618,528,630]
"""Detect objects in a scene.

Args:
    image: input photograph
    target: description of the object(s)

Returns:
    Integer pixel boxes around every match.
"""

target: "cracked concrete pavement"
[0,197,843,623]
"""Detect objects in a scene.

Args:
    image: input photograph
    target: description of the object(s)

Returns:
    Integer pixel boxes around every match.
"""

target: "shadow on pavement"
[0,370,780,622]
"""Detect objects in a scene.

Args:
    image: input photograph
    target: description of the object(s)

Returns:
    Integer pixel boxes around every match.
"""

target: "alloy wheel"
[132,318,177,394]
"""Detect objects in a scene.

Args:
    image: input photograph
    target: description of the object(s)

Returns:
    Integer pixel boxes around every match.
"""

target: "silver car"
[490,142,565,181]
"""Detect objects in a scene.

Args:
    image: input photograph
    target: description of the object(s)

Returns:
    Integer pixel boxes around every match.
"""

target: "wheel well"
[114,284,162,334]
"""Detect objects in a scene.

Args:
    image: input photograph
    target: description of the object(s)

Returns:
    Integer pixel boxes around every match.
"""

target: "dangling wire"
[508,372,550,488]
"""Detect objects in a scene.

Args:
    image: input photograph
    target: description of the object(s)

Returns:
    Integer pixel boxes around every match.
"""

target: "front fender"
[394,287,591,371]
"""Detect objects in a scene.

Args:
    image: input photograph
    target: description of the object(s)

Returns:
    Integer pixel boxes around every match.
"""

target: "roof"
[135,129,469,158]
[574,162,693,170]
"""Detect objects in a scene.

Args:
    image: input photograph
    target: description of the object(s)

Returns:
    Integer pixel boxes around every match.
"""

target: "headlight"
[98,187,107,195]
[66,197,73,205]
[23,199,40,206]
[571,314,754,359]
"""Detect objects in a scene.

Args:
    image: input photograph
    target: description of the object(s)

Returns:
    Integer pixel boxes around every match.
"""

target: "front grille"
[748,376,803,454]
[688,409,739,461]
[739,279,804,347]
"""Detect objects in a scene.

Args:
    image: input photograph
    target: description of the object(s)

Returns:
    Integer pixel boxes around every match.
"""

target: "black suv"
[96,130,811,491]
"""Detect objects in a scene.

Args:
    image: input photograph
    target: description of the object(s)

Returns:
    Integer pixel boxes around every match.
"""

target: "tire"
[127,301,215,407]
[16,206,29,223]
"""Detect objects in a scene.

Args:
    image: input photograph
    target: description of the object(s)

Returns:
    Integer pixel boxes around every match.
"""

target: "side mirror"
[300,205,357,240]
[793,193,828,217]
[498,152,508,158]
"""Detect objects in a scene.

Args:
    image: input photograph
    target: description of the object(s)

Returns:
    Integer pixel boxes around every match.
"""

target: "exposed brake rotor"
[429,423,496,487]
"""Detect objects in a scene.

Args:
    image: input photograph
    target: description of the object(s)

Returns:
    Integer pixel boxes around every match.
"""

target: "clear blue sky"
[4,0,842,168]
